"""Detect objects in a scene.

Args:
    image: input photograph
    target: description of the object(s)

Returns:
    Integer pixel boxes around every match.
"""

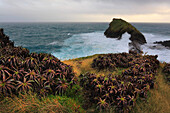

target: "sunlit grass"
[63,54,125,77]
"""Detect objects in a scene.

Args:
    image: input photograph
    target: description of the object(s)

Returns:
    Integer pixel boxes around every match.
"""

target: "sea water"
[0,22,170,62]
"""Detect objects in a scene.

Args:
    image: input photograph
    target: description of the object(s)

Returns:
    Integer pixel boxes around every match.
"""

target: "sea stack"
[104,18,147,53]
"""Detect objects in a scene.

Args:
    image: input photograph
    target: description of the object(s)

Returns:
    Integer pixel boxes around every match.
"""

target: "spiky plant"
[12,69,25,81]
[17,77,34,92]
[56,78,69,95]
[25,69,39,80]
[97,98,109,110]
[23,57,39,70]
[0,71,15,96]
[5,56,21,69]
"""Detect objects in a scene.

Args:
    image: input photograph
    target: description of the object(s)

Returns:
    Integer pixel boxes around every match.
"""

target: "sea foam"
[52,31,170,63]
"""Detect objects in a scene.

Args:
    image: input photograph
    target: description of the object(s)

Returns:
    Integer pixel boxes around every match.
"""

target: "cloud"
[0,0,170,22]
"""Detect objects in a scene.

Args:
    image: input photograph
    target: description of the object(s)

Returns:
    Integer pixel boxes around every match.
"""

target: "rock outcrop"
[0,28,14,48]
[104,18,147,53]
[104,18,147,44]
[154,40,170,48]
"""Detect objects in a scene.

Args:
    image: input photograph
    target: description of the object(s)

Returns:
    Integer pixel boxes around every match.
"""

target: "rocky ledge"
[154,40,170,48]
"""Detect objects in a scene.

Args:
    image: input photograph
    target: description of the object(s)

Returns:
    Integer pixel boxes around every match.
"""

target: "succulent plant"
[97,98,109,110]
[0,29,76,98]
[0,72,15,96]
[16,77,34,92]
[56,78,69,95]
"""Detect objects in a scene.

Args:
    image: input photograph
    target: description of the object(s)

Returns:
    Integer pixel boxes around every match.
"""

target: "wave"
[52,31,170,63]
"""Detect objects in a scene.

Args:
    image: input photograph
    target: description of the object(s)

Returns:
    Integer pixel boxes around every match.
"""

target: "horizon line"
[0,21,170,24]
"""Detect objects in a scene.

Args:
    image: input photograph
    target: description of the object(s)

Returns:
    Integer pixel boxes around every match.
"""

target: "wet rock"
[154,40,170,48]
[0,28,14,48]
[104,18,147,53]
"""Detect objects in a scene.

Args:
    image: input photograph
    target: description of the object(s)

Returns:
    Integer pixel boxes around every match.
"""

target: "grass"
[0,92,85,113]
[0,92,64,113]
[63,54,125,77]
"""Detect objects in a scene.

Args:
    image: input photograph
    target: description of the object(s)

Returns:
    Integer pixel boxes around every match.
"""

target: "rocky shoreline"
[154,40,170,48]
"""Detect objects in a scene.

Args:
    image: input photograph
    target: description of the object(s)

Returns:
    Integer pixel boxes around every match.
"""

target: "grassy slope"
[63,54,170,113]
[0,92,85,113]
[63,54,125,77]
[0,54,169,113]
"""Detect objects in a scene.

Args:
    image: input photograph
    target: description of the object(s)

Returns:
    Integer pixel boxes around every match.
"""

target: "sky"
[0,0,170,23]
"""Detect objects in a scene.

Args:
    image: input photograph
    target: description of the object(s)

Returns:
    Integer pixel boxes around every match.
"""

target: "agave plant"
[55,78,69,95]
[42,55,59,69]
[43,69,56,78]
[12,69,25,81]
[23,57,39,70]
[17,77,34,92]
[34,74,51,95]
[5,56,21,69]
[116,96,127,108]
[0,72,15,96]
[43,74,57,94]
[126,95,135,106]
[102,91,111,100]
[97,98,109,110]
[108,85,117,95]
[10,47,30,58]
[25,69,39,80]
[95,84,104,94]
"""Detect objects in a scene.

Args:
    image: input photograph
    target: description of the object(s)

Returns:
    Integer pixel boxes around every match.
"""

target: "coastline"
[0,27,170,112]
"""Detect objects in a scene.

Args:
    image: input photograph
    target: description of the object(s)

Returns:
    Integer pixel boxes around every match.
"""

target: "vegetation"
[0,92,85,113]
[162,63,170,82]
[79,52,159,112]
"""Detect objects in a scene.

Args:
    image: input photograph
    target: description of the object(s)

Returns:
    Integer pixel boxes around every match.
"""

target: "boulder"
[104,18,147,44]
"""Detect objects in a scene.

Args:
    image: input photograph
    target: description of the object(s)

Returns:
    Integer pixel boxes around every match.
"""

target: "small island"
[104,18,147,53]
[0,23,169,113]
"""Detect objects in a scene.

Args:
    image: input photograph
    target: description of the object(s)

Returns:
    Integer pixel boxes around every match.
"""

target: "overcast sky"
[0,0,170,22]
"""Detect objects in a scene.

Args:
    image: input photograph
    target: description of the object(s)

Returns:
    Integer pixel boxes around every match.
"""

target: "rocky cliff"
[0,28,14,48]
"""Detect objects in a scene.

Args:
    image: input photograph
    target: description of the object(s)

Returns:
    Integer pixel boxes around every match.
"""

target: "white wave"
[52,31,170,63]
[48,41,62,46]
[142,33,170,63]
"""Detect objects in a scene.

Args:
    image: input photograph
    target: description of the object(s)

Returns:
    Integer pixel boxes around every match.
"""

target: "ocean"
[0,22,170,62]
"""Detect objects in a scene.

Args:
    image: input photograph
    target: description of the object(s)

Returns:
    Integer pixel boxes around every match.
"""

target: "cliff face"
[104,18,147,44]
[0,28,14,48]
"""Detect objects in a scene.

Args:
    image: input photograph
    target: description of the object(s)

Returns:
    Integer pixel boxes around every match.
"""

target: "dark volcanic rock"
[104,18,147,44]
[154,40,170,48]
[0,28,14,48]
